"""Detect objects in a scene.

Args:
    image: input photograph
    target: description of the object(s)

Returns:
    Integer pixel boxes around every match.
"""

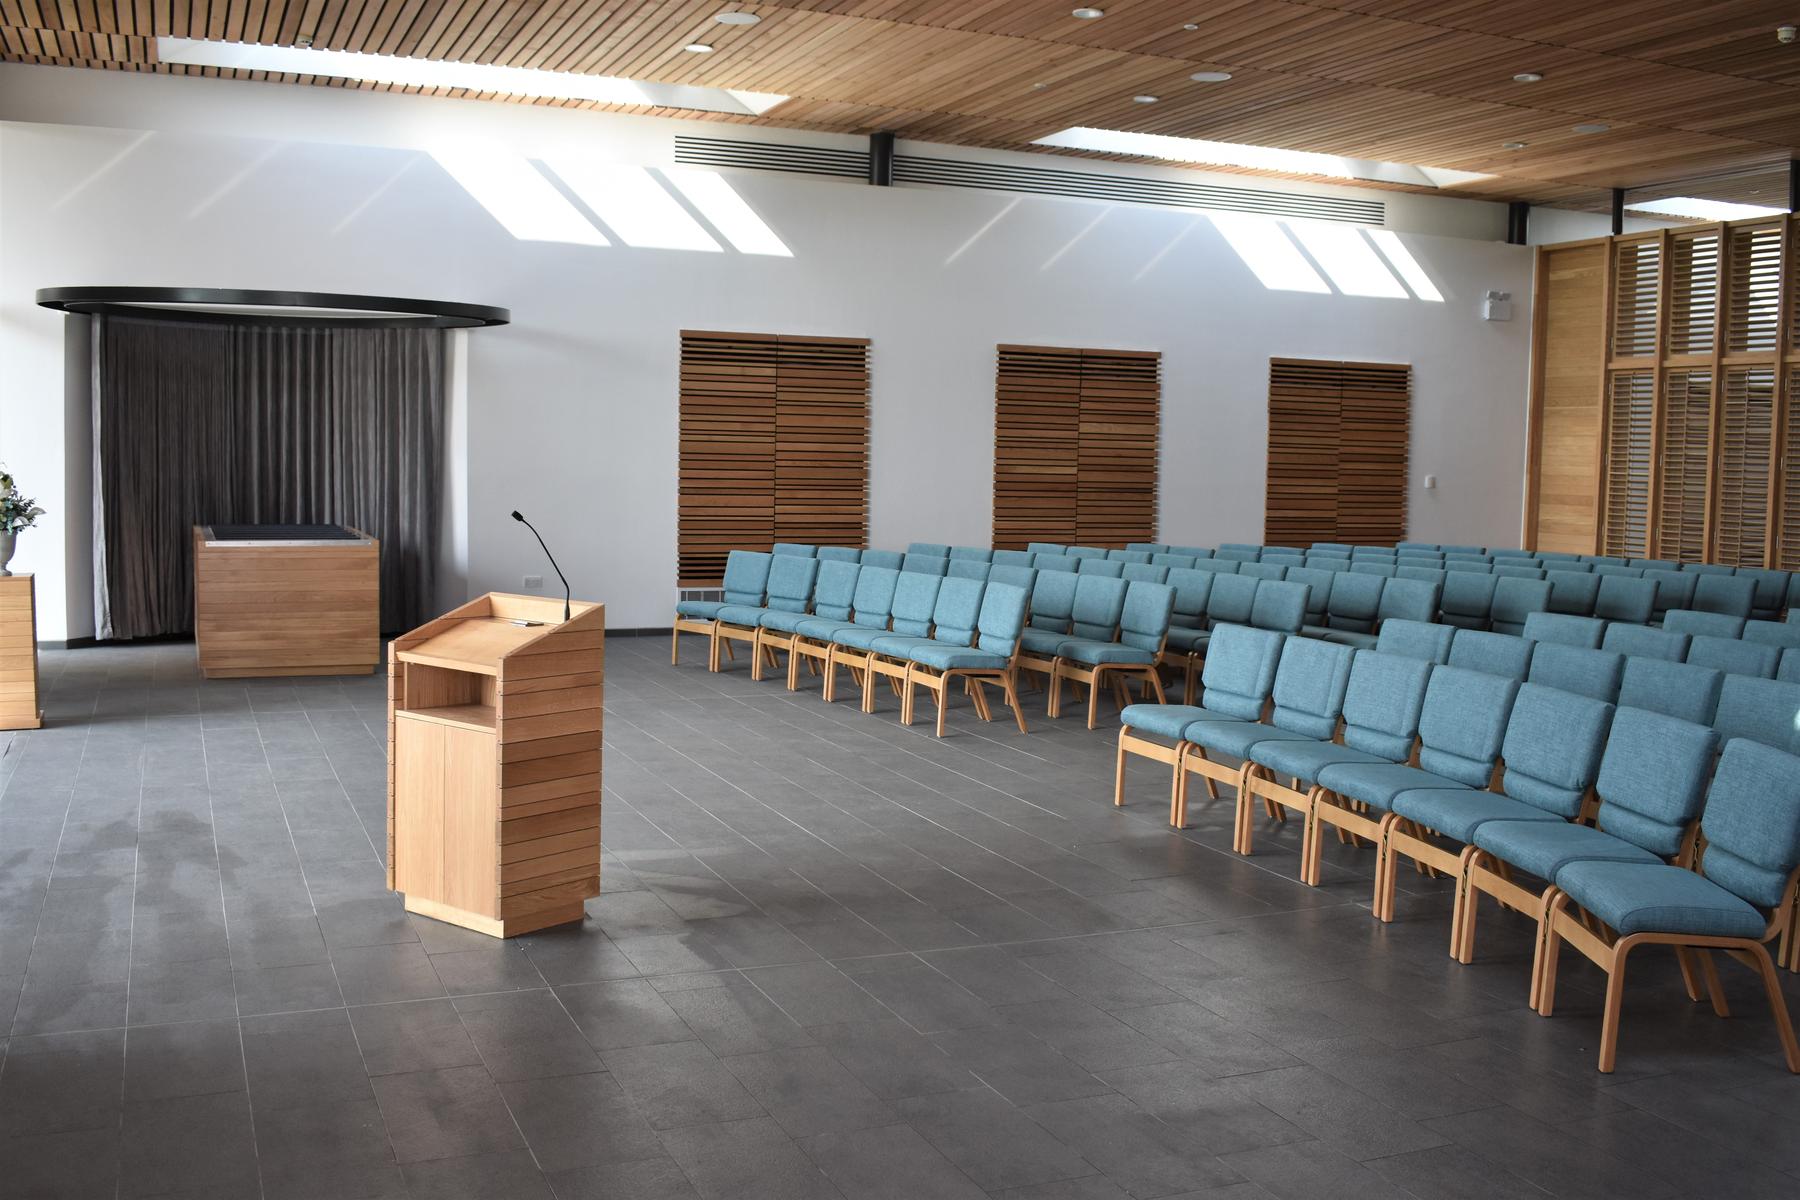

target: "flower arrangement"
[0,468,45,535]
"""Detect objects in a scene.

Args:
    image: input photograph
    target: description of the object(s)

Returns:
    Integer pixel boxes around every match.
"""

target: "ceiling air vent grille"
[892,155,1385,225]
[674,136,869,179]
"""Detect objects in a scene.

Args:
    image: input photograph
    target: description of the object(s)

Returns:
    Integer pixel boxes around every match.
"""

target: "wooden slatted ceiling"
[8,1,1800,211]
[1264,358,1409,547]
[991,345,1157,550]
[678,329,868,586]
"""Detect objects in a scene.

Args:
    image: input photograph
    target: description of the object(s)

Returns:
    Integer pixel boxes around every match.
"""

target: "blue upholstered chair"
[1219,542,1262,556]
[1194,559,1242,575]
[1545,570,1601,616]
[1782,649,1800,684]
[1375,619,1453,664]
[1033,553,1078,573]
[1617,658,1723,726]
[1249,580,1309,636]
[1663,609,1746,640]
[1643,569,1695,620]
[988,564,1037,594]
[991,549,1035,567]
[1745,619,1800,649]
[772,543,818,558]
[1447,629,1533,682]
[1494,565,1547,581]
[1538,738,1800,1073]
[1682,562,1736,576]
[949,546,992,563]
[1489,577,1552,636]
[1239,562,1288,582]
[1445,560,1495,575]
[856,571,954,711]
[871,576,987,721]
[1395,541,1437,552]
[1174,575,1260,703]
[1169,546,1214,559]
[1065,546,1106,560]
[1126,543,1167,554]
[1490,549,1535,561]
[672,548,772,669]
[906,542,950,557]
[1215,547,1261,563]
[1122,563,1170,584]
[1386,682,1614,939]
[1107,549,1153,564]
[817,546,862,563]
[1315,542,1358,553]
[1692,574,1756,619]
[1077,557,1126,577]
[1632,558,1680,571]
[1713,676,1800,753]
[1304,551,1351,569]
[1262,552,1306,570]
[902,552,950,576]
[1051,579,1170,729]
[1545,558,1592,572]
[946,559,992,581]
[1306,571,1382,636]
[1162,568,1215,702]
[1735,568,1790,620]
[1686,635,1779,680]
[1026,542,1066,555]
[1241,648,1433,885]
[1015,569,1081,684]
[1584,556,1628,566]
[1521,612,1605,650]
[716,553,819,680]
[1115,623,1281,819]
[1601,622,1688,662]
[1465,708,1717,985]
[797,565,899,686]
[1397,566,1447,587]
[827,569,934,712]
[1315,666,1520,920]
[1593,575,1655,625]
[1152,553,1198,570]
[1439,571,1498,629]
[859,549,904,570]
[1526,644,1624,703]
[1322,577,1438,650]
[1350,561,1398,578]
[1285,567,1335,624]
[781,559,860,690]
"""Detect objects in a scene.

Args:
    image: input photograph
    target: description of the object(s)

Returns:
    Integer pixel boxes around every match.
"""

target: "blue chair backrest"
[1632,558,1680,571]
[1121,563,1170,584]
[1694,739,1800,909]
[1593,574,1655,624]
[928,577,988,647]
[1489,577,1552,636]
[1286,566,1334,621]
[1065,546,1106,559]
[1545,570,1600,616]
[947,559,992,581]
[1591,563,1645,577]
[720,550,774,606]
[1601,622,1689,662]
[1152,553,1198,569]
[1350,562,1398,578]
[1315,542,1358,553]
[1026,542,1065,555]
[1165,568,1215,629]
[1617,658,1723,726]
[1034,553,1078,573]
[1195,559,1241,575]
[1351,548,1396,562]
[903,552,950,576]
[1324,571,1384,632]
[989,565,1037,593]
[1262,553,1306,570]
[1028,570,1080,631]
[1448,629,1533,682]
[1077,557,1126,578]
[860,549,904,571]
[949,546,993,562]
[1397,566,1448,587]
[773,543,818,558]
[1686,635,1779,680]
[1712,676,1800,753]
[1374,618,1453,664]
[1734,568,1789,614]
[1445,560,1494,574]
[850,566,903,628]
[1664,609,1746,640]
[974,583,1029,657]
[811,560,861,622]
[1683,562,1735,576]
[1268,636,1354,738]
[1417,666,1520,788]
[1215,547,1260,563]
[992,549,1035,567]
[1745,619,1800,649]
[1305,551,1351,568]
[1220,543,1262,554]
[1490,549,1535,560]
[1126,543,1167,554]
[765,554,820,613]
[1786,649,1800,685]
[1169,546,1214,559]
[1440,545,1486,556]
[1585,556,1628,566]
[1107,549,1153,564]
[1240,562,1288,582]
[1644,569,1695,618]
[1498,682,1614,817]
[1440,572,1498,626]
[907,543,950,557]
[1526,644,1624,704]
[1206,574,1260,627]
[1069,576,1129,641]
[1593,708,1718,857]
[1693,574,1756,618]
[1493,565,1546,581]
[1395,541,1437,551]
[1544,558,1592,572]
[1120,582,1176,652]
[1521,611,1605,649]
[1788,575,1800,613]
[1249,580,1308,635]
[1375,577,1439,626]
[1198,624,1283,719]
[1341,649,1433,761]
[889,571,945,637]
[817,546,861,563]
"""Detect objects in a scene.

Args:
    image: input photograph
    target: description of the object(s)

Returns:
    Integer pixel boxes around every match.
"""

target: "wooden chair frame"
[823,642,894,713]
[1048,652,1167,730]
[753,624,814,684]
[1534,869,1800,1073]
[1372,760,1511,939]
[714,617,765,675]
[671,614,719,668]
[903,657,1028,737]
[787,630,835,693]
[1114,727,1188,817]
[1174,743,1253,831]
[1014,643,1062,699]
[1309,759,1421,922]
[1238,767,1324,883]
[865,648,914,714]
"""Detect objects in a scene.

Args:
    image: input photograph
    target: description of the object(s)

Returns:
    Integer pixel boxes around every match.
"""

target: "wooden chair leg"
[750,632,766,681]
[1182,658,1198,706]
[1002,672,1028,734]
[671,626,681,666]
[787,642,803,691]
[900,667,916,726]
[935,675,949,738]
[1048,664,1063,718]
[1086,668,1102,730]
[1674,946,1703,1003]
[1145,667,1167,704]
[722,636,735,662]
[1697,949,1729,1018]
[822,648,838,703]
[1113,731,1129,808]
[862,661,877,714]
[1451,845,1480,963]
[709,629,723,672]
[1536,894,1569,1017]
[1170,745,1189,829]
[1598,937,1639,1073]
[1748,942,1800,1072]
[969,678,994,722]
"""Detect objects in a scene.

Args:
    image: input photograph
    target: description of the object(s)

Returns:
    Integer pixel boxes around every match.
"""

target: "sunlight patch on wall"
[1210,213,1329,293]
[664,168,793,257]
[548,160,721,252]
[431,144,608,246]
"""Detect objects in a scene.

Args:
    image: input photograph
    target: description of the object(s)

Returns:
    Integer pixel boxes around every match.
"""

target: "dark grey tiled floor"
[1,633,1797,1199]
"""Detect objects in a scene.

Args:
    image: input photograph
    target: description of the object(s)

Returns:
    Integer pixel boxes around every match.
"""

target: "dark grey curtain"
[93,314,445,638]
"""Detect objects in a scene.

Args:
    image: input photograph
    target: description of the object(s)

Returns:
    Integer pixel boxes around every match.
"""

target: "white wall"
[0,64,1536,639]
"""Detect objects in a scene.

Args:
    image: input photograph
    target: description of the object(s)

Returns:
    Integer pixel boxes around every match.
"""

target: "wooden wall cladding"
[1527,215,1800,568]
[992,345,1158,550]
[1265,358,1410,547]
[678,330,868,587]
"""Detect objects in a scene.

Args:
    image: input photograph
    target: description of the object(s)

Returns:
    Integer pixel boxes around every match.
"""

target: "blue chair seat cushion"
[1247,739,1388,787]
[906,642,1011,672]
[1553,860,1769,939]
[1122,703,1235,741]
[1186,721,1312,760]
[715,604,769,627]
[1319,631,1378,650]
[1472,820,1660,882]
[1165,626,1210,652]
[1055,639,1156,666]
[1019,628,1068,655]
[759,609,815,634]
[1391,789,1563,844]
[675,600,726,619]
[1315,762,1472,812]
[796,617,857,641]
[832,625,895,652]
[870,635,937,658]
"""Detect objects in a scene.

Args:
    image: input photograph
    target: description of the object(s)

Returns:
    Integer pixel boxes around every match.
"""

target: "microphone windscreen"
[510,510,524,521]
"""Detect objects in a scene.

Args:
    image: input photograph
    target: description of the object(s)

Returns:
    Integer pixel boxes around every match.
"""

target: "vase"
[0,530,14,576]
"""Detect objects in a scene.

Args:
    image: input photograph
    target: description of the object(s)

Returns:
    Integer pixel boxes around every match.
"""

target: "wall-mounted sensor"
[1483,290,1514,321]
[1423,475,1438,490]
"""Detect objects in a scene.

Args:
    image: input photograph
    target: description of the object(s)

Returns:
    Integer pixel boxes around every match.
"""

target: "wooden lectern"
[0,574,42,729]
[386,593,604,937]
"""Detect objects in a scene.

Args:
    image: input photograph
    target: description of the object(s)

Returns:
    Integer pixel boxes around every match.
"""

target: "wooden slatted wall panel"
[1780,365,1800,571]
[1610,239,1662,359]
[1264,358,1409,546]
[678,331,868,587]
[992,345,1158,550]
[1666,230,1719,357]
[1526,242,1608,554]
[993,347,1080,550]
[1076,351,1159,547]
[1726,223,1783,354]
[1264,359,1343,546]
[773,336,870,551]
[1653,369,1712,563]
[1712,367,1775,568]
[1600,370,1654,558]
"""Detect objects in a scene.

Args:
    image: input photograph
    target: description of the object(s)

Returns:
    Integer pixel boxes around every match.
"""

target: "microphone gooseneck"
[512,510,570,622]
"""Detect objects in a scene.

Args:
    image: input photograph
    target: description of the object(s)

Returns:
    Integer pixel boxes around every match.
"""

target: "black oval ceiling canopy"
[36,286,510,330]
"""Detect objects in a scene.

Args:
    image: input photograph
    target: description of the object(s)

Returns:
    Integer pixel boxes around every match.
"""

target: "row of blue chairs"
[1113,623,1800,1074]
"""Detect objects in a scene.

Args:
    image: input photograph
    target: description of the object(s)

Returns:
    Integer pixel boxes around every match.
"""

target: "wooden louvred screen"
[1713,367,1775,568]
[1726,223,1783,353]
[1653,370,1712,562]
[678,330,868,587]
[1601,370,1654,558]
[992,345,1158,549]
[1666,230,1719,357]
[1781,365,1800,571]
[1610,239,1662,358]
[1264,358,1410,546]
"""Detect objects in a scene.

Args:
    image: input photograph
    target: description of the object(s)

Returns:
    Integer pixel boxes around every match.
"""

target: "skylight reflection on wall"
[1210,214,1446,301]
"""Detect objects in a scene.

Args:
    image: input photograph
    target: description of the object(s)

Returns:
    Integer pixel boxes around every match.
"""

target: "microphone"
[511,510,570,622]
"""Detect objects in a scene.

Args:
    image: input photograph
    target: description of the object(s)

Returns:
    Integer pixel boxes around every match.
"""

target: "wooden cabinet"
[394,716,498,918]
[193,524,380,678]
[0,574,41,730]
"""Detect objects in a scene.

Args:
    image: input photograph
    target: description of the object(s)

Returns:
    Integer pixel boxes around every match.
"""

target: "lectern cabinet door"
[394,716,499,918]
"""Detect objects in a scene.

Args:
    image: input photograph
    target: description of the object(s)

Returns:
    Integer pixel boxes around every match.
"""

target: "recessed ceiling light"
[1031,82,1049,90]
[1182,23,1199,30]
[1071,7,1105,18]
[1572,122,1609,134]
[1512,71,1543,83]
[1502,141,1527,150]
[1189,70,1232,82]
[1132,94,1159,103]
[712,11,760,24]
[683,42,714,52]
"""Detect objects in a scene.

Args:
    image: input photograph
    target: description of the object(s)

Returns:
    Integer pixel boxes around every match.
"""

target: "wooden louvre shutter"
[1610,239,1661,358]
[1780,365,1800,570]
[1666,230,1719,357]
[678,331,868,587]
[1263,358,1409,545]
[1600,370,1654,557]
[992,345,1158,549]
[1712,367,1775,568]
[1726,223,1783,353]
[1652,370,1711,562]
